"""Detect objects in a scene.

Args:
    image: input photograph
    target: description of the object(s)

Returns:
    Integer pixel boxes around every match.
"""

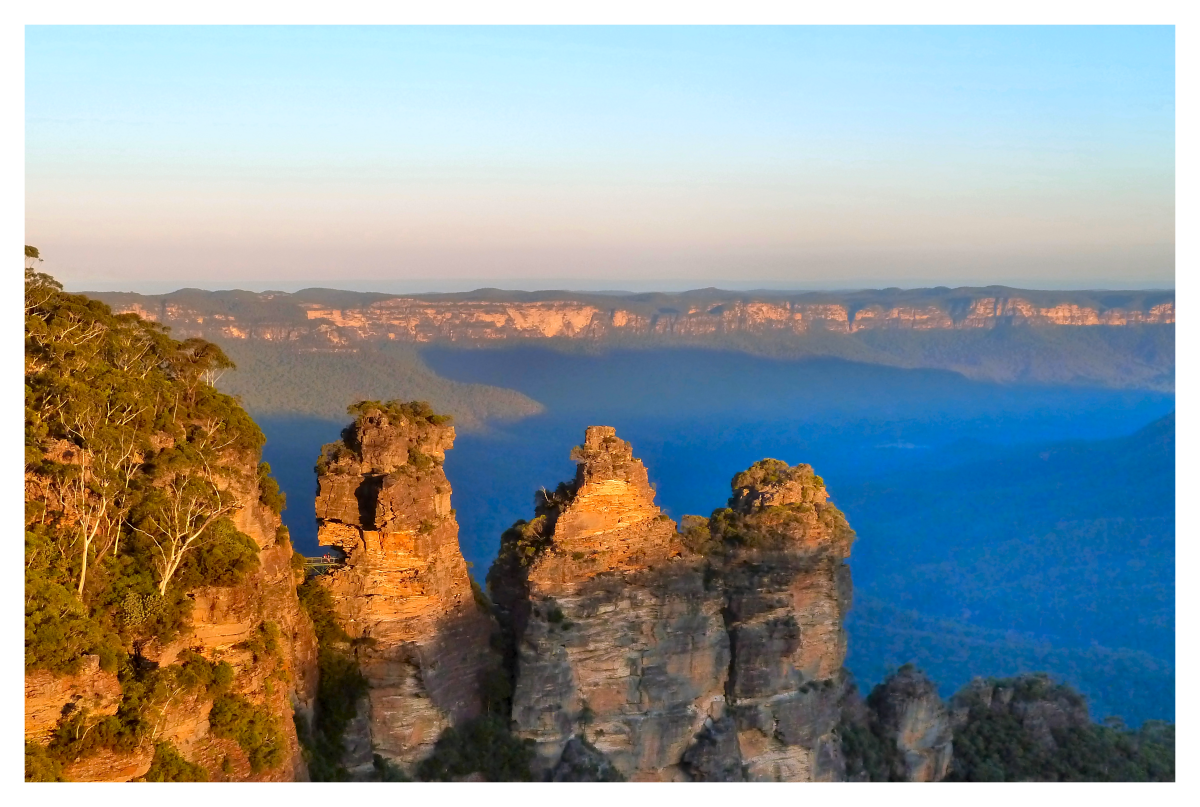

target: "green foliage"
[24,263,285,676]
[25,741,64,782]
[24,549,114,673]
[731,458,793,489]
[315,440,357,475]
[295,578,369,781]
[408,446,436,471]
[208,694,286,773]
[144,741,209,782]
[678,514,719,556]
[211,340,543,429]
[838,718,899,781]
[257,462,286,514]
[236,621,281,664]
[170,518,261,590]
[492,516,554,572]
[373,754,412,781]
[347,398,454,427]
[416,715,536,782]
[31,651,230,777]
[173,649,235,695]
[469,575,492,612]
[297,578,350,644]
[947,676,1174,782]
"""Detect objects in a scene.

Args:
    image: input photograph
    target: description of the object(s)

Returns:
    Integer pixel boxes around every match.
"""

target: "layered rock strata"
[24,461,319,782]
[868,666,954,781]
[701,459,856,782]
[489,427,728,781]
[100,289,1175,348]
[489,428,859,782]
[314,404,499,774]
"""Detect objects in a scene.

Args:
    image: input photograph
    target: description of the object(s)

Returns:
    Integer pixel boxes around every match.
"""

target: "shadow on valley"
[254,346,1173,726]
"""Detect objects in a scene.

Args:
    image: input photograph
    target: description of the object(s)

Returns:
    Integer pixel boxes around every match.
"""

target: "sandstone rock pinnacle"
[314,401,499,774]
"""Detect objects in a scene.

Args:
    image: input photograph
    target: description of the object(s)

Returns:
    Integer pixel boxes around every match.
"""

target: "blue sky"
[26,26,1174,291]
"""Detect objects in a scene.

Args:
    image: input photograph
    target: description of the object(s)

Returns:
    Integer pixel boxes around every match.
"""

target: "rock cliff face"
[24,464,319,783]
[704,459,856,782]
[313,404,499,774]
[488,428,858,781]
[100,288,1175,349]
[868,667,954,782]
[950,674,1090,751]
[488,426,724,781]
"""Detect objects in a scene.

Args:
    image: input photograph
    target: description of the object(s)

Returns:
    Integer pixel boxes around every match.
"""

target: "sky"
[25,25,1175,293]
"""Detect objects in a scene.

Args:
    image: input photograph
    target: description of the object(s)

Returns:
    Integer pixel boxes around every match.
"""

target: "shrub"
[207,694,286,773]
[144,741,209,782]
[25,741,64,782]
[416,715,536,781]
[407,446,435,471]
[257,462,286,514]
[236,621,281,664]
[295,578,368,781]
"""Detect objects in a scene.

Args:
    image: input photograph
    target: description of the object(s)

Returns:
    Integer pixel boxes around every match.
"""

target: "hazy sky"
[26,26,1174,292]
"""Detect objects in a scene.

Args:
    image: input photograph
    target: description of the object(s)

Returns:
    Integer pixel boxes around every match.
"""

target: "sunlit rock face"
[490,429,859,781]
[314,406,499,774]
[104,290,1175,348]
[24,461,319,783]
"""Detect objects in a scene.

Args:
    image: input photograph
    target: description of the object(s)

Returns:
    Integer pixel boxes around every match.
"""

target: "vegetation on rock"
[294,578,368,781]
[208,693,287,773]
[416,715,536,781]
[25,255,275,675]
[946,674,1173,782]
[144,741,209,782]
[24,249,296,782]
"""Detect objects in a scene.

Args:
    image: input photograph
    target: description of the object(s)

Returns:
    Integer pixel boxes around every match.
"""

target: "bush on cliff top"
[346,399,453,427]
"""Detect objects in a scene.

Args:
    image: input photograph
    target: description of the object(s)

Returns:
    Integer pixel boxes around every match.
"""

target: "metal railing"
[303,556,345,575]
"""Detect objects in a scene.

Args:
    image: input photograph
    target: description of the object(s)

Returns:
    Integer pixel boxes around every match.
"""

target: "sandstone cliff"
[24,464,319,783]
[97,287,1175,349]
[703,459,856,781]
[488,428,859,781]
[313,401,499,775]
[489,426,726,781]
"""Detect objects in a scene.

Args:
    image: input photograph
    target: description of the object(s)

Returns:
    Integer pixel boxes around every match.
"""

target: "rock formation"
[24,460,319,783]
[700,458,856,782]
[99,288,1176,349]
[488,426,727,781]
[313,402,499,774]
[950,673,1090,751]
[489,428,859,781]
[867,666,954,782]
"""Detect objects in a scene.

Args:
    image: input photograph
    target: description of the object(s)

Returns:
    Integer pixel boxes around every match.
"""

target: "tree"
[133,470,237,595]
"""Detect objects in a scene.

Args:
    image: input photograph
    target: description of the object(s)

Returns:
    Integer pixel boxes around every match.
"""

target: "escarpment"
[98,288,1176,349]
[25,448,319,783]
[24,270,317,782]
[313,401,500,775]
[487,428,861,781]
